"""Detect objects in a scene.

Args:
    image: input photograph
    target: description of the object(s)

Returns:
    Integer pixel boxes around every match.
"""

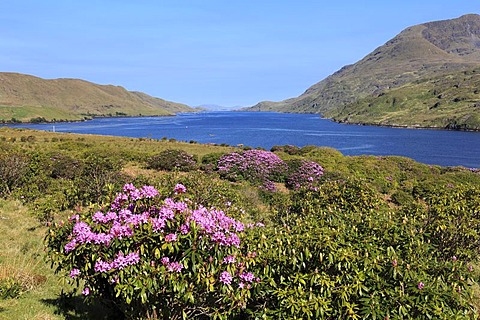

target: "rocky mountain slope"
[0,73,193,122]
[247,14,480,130]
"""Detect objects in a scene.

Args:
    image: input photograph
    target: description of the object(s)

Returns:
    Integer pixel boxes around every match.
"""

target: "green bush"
[146,149,197,172]
[0,151,31,196]
[243,179,478,319]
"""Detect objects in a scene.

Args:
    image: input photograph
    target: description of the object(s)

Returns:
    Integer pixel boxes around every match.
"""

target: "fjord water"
[8,112,480,168]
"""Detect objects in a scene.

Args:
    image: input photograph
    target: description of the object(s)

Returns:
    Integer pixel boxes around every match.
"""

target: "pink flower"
[452,256,458,262]
[392,259,398,267]
[82,287,90,296]
[219,271,233,285]
[161,257,170,265]
[94,260,112,273]
[180,223,190,234]
[223,255,236,264]
[69,268,80,279]
[64,239,77,253]
[417,282,424,290]
[165,233,177,242]
[174,183,187,194]
[140,185,159,198]
[240,272,255,283]
[167,262,183,272]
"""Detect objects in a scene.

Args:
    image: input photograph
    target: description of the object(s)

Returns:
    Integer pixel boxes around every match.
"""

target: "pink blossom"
[219,271,233,285]
[417,282,424,290]
[140,185,159,198]
[240,272,255,283]
[151,217,166,232]
[95,260,112,273]
[167,261,183,273]
[180,223,190,234]
[174,183,187,194]
[69,268,80,279]
[82,287,90,296]
[165,233,178,242]
[112,252,140,270]
[64,239,77,253]
[223,255,236,264]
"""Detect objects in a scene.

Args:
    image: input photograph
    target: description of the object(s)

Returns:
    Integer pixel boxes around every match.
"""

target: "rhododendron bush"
[217,150,287,191]
[46,183,261,319]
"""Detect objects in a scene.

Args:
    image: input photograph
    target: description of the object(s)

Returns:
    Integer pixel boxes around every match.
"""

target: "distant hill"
[0,73,194,122]
[195,104,238,111]
[247,14,480,130]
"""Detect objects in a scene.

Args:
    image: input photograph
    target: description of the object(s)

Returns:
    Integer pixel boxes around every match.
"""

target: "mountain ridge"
[0,72,194,122]
[245,14,480,130]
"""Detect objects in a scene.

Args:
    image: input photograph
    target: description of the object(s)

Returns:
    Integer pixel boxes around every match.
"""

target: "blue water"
[5,112,480,168]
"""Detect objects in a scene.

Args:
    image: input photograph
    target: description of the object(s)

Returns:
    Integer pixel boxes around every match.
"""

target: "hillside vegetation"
[0,128,479,319]
[0,73,194,122]
[327,68,480,130]
[247,14,480,130]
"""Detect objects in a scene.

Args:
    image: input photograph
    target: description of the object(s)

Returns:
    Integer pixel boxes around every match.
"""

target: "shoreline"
[332,118,480,132]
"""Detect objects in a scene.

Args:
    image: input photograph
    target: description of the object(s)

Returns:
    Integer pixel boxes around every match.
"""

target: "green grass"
[0,200,62,319]
[0,105,85,122]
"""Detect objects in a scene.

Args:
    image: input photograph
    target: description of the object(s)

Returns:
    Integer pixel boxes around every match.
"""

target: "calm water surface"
[6,112,480,168]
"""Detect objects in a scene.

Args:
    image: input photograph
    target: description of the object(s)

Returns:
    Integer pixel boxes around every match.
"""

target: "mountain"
[195,104,240,111]
[0,73,194,122]
[247,14,480,130]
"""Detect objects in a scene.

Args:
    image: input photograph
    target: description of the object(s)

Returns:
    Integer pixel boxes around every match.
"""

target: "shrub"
[147,149,197,172]
[285,159,324,190]
[72,154,126,206]
[0,151,31,196]
[46,183,262,319]
[270,145,300,155]
[217,150,287,191]
[244,180,479,319]
[48,153,83,179]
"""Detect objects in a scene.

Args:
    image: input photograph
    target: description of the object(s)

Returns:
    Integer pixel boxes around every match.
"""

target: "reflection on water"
[4,112,480,168]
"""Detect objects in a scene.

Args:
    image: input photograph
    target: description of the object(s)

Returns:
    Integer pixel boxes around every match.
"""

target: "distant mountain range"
[246,14,480,130]
[0,73,194,122]
[195,104,239,111]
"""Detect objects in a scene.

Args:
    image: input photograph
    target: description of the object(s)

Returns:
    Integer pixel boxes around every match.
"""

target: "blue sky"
[1,1,479,107]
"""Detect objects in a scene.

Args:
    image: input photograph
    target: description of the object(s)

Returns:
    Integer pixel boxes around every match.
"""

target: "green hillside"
[0,73,194,122]
[327,68,480,130]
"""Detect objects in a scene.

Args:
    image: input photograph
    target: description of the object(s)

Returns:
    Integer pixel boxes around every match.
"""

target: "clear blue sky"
[1,1,479,107]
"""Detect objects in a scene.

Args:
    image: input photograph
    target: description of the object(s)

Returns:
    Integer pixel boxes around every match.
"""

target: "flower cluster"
[217,149,287,190]
[285,159,324,190]
[94,252,140,273]
[189,206,244,247]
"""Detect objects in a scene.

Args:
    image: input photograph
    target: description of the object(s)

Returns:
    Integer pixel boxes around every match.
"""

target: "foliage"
[147,149,198,172]
[0,150,31,197]
[244,179,479,319]
[45,183,262,319]
[285,159,324,190]
[409,184,480,260]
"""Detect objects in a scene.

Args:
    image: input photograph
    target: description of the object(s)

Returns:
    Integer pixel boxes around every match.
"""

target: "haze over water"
[7,112,480,168]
